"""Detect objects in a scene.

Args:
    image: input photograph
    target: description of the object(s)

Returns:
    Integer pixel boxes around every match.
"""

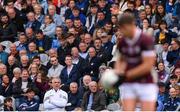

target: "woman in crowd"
[0,75,13,97]
[142,18,154,36]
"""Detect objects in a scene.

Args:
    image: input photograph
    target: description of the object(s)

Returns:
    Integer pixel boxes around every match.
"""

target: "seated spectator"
[43,77,68,111]
[33,4,44,24]
[65,82,81,111]
[157,62,170,83]
[151,4,172,28]
[28,64,39,82]
[7,56,19,80]
[172,0,180,28]
[4,97,13,111]
[65,0,75,19]
[78,42,88,59]
[18,89,39,111]
[35,71,50,103]
[47,56,64,78]
[48,5,63,26]
[13,69,39,108]
[25,28,36,44]
[78,75,92,99]
[84,33,93,47]
[20,55,30,69]
[71,47,87,77]
[157,82,168,103]
[12,67,21,84]
[85,47,101,80]
[94,38,102,53]
[169,75,178,88]
[81,81,106,111]
[0,75,13,97]
[174,67,180,81]
[9,44,19,59]
[165,0,175,14]
[70,7,86,25]
[167,39,180,66]
[0,63,7,83]
[74,18,87,35]
[164,87,180,111]
[0,13,17,42]
[51,26,64,49]
[32,56,48,74]
[16,33,28,51]
[40,15,56,38]
[25,12,41,32]
[60,55,79,85]
[142,18,154,36]
[0,44,8,64]
[64,18,74,33]
[155,21,177,45]
[27,42,38,59]
[97,32,113,64]
[35,30,52,53]
[95,11,106,28]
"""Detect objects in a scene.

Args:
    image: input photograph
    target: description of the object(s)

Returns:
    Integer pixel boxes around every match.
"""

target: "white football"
[100,69,119,88]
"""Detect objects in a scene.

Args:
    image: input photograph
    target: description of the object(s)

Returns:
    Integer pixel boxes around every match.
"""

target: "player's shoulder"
[59,89,68,96]
[140,32,154,43]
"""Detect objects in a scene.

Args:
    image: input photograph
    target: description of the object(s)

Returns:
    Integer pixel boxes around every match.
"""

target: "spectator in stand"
[27,42,38,59]
[0,44,8,64]
[81,81,106,111]
[157,82,168,103]
[4,97,13,111]
[43,77,68,111]
[167,39,180,66]
[151,4,172,28]
[169,75,178,88]
[0,13,17,42]
[164,87,180,111]
[9,44,19,59]
[96,11,106,28]
[0,63,7,83]
[94,38,102,53]
[97,32,113,64]
[12,67,21,84]
[172,0,180,28]
[76,0,89,14]
[18,88,39,111]
[64,18,74,33]
[20,55,30,69]
[157,62,170,84]
[78,42,88,59]
[16,33,28,51]
[165,0,175,14]
[174,68,180,81]
[33,4,44,24]
[25,28,36,44]
[155,21,177,45]
[25,12,41,32]
[74,18,87,35]
[142,18,154,36]
[65,82,81,111]
[60,55,79,85]
[35,30,52,53]
[28,64,39,82]
[48,5,63,26]
[32,56,48,74]
[40,15,56,38]
[65,0,76,19]
[0,75,13,97]
[85,47,101,80]
[35,71,50,103]
[145,4,153,22]
[48,56,64,78]
[7,8,25,32]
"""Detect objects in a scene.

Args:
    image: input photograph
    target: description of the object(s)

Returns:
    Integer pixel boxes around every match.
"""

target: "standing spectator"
[164,87,180,111]
[60,55,78,85]
[47,56,64,78]
[167,39,180,66]
[40,15,56,38]
[25,12,41,32]
[18,89,39,111]
[0,13,17,42]
[43,77,68,111]
[65,82,81,111]
[0,44,8,64]
[81,81,106,111]
[48,5,63,26]
[35,30,52,53]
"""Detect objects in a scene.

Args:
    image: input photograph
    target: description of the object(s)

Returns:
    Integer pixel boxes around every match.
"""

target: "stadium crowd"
[0,0,179,111]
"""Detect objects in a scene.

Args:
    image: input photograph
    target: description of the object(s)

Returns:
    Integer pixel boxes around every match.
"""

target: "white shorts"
[119,83,158,101]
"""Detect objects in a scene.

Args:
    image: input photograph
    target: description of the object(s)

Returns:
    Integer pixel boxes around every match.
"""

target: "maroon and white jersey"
[118,28,157,83]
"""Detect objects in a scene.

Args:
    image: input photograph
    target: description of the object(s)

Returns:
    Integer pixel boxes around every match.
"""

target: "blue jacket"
[0,51,8,64]
[25,20,41,32]
[166,2,174,13]
[60,65,79,85]
[18,97,39,111]
[70,14,86,25]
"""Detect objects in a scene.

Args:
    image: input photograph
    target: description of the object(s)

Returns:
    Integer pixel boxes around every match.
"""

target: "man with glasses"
[43,77,68,111]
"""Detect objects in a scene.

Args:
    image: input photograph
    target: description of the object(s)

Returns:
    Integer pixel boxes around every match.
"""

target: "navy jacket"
[0,83,13,97]
[25,20,41,32]
[167,48,180,66]
[65,92,81,111]
[97,41,113,64]
[60,65,79,85]
[164,96,180,111]
[35,36,52,53]
[18,96,39,111]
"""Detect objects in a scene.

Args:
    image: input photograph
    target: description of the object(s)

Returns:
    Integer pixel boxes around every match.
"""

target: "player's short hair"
[118,13,135,26]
